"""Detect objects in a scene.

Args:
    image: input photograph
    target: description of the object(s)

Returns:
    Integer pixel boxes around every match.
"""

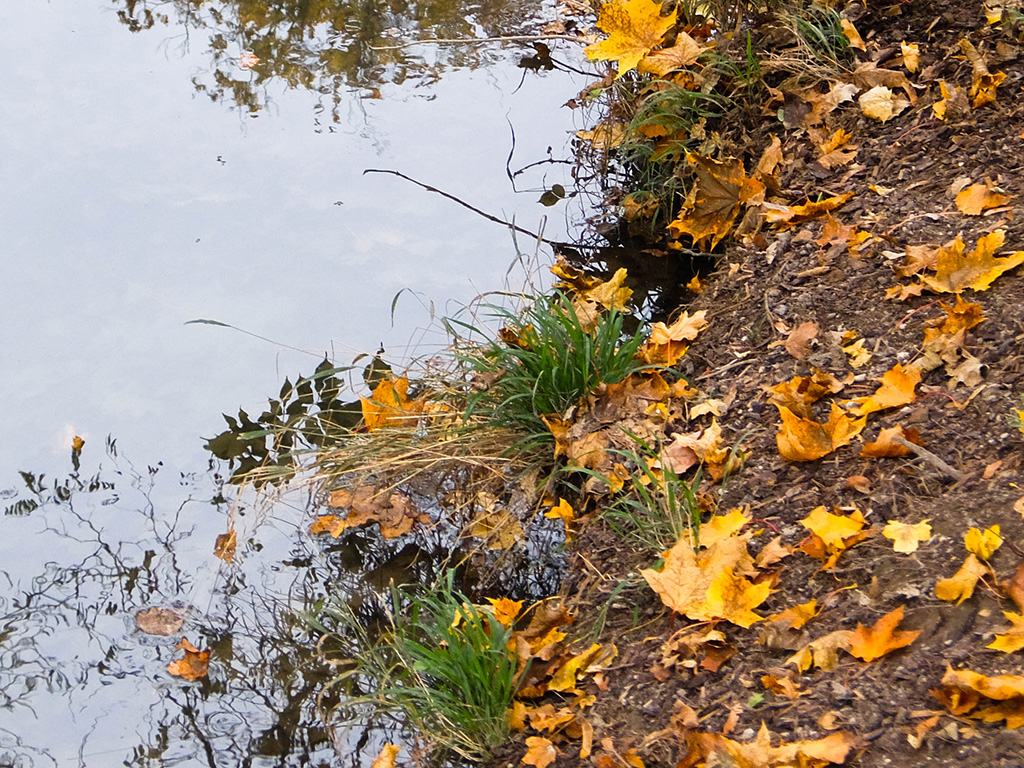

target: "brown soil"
[487,3,1024,767]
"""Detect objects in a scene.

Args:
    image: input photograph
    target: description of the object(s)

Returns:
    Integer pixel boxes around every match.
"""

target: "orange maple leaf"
[668,154,765,249]
[167,638,210,680]
[934,666,1024,728]
[920,230,1024,294]
[584,0,678,79]
[360,377,424,431]
[775,403,866,461]
[766,371,845,419]
[846,362,921,416]
[639,309,707,365]
[955,181,1011,215]
[847,605,921,662]
[860,425,921,457]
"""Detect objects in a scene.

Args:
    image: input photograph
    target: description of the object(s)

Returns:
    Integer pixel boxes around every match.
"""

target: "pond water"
[0,0,594,764]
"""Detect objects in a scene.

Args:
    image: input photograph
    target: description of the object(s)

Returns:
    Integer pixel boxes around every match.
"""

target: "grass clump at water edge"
[311,571,520,763]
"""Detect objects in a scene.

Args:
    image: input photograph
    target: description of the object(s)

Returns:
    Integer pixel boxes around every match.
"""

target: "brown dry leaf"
[961,37,1006,107]
[988,612,1024,653]
[213,528,237,565]
[371,744,400,768]
[775,403,866,461]
[468,506,526,550]
[784,321,819,360]
[935,554,989,604]
[859,85,910,122]
[522,736,557,768]
[861,425,922,457]
[135,607,185,637]
[637,31,706,76]
[663,419,727,475]
[815,128,859,170]
[526,703,577,732]
[167,638,210,681]
[846,363,921,416]
[639,309,708,365]
[762,191,854,229]
[882,519,932,553]
[667,153,765,249]
[767,371,845,419]
[315,486,431,540]
[932,80,971,121]
[848,606,921,662]
[788,630,854,672]
[955,181,1011,215]
[756,537,794,569]
[583,0,678,79]
[921,230,1024,294]
[965,524,1002,560]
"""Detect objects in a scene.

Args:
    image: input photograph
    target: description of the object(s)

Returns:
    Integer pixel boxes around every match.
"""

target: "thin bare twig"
[369,33,586,51]
[892,435,965,482]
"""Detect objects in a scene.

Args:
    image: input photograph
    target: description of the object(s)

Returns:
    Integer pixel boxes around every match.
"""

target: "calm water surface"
[1,0,591,763]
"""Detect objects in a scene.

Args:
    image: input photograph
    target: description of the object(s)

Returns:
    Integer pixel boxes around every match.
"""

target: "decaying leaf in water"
[312,485,431,540]
[136,606,185,637]
[847,606,921,662]
[371,744,400,768]
[213,528,237,564]
[167,637,210,680]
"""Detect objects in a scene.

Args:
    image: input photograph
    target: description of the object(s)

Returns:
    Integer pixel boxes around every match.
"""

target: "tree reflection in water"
[0,441,377,767]
[110,0,561,119]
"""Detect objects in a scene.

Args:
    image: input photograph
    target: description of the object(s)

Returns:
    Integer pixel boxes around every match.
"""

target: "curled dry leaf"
[775,403,866,462]
[933,666,1024,728]
[371,744,400,768]
[767,371,845,419]
[933,81,971,121]
[762,192,855,229]
[935,554,989,604]
[901,41,920,73]
[965,524,1002,560]
[788,630,854,672]
[859,86,910,122]
[960,37,1006,107]
[784,321,819,360]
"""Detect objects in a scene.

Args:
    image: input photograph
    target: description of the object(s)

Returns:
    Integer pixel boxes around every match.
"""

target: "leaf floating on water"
[136,606,185,637]
[167,637,210,680]
[214,528,237,564]
[371,744,400,768]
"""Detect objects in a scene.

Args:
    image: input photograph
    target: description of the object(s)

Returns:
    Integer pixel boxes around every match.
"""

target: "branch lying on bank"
[891,435,965,482]
[369,34,586,52]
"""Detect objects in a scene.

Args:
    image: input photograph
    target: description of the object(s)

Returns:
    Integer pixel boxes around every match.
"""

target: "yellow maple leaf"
[921,230,1024,294]
[965,524,1002,560]
[487,597,524,628]
[641,532,769,627]
[360,377,425,431]
[775,403,866,461]
[548,643,603,692]
[988,612,1024,653]
[584,0,678,79]
[846,362,921,416]
[637,30,705,76]
[639,309,707,365]
[882,519,932,553]
[544,498,576,540]
[847,605,921,662]
[768,599,819,630]
[799,506,868,554]
[955,181,1011,215]
[699,508,749,549]
[668,153,765,249]
[936,554,989,604]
